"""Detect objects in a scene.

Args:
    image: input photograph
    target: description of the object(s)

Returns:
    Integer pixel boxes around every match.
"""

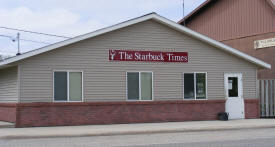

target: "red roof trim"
[178,0,213,24]
[267,0,275,10]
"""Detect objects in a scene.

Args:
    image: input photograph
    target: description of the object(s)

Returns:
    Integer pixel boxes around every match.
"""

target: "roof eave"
[0,13,271,70]
[0,13,157,68]
[153,15,271,69]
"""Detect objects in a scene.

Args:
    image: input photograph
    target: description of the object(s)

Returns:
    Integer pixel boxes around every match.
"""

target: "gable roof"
[178,0,214,24]
[0,12,271,69]
[178,0,275,24]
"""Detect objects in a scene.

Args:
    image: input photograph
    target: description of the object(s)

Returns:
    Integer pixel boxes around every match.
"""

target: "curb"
[1,124,275,139]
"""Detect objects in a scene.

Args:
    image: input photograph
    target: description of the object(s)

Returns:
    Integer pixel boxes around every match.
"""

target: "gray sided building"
[0,13,271,127]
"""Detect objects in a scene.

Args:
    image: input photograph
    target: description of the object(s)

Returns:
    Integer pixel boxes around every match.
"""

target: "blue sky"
[0,0,205,56]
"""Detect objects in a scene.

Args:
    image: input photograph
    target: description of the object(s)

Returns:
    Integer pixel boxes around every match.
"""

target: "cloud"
[0,6,106,54]
[0,7,105,36]
[0,0,206,55]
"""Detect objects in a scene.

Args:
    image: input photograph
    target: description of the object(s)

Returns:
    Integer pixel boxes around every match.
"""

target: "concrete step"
[0,121,14,128]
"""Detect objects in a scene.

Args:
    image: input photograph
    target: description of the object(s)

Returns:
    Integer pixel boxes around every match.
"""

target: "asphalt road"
[129,138,275,147]
[1,128,275,147]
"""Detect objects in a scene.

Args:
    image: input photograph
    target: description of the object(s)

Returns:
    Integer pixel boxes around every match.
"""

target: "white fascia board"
[0,13,155,67]
[152,15,271,69]
[0,13,271,69]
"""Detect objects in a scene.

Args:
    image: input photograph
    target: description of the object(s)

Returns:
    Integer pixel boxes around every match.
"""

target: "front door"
[224,73,244,119]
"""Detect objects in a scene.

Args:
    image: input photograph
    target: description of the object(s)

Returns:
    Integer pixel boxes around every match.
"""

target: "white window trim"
[53,70,84,102]
[183,72,208,100]
[126,71,154,101]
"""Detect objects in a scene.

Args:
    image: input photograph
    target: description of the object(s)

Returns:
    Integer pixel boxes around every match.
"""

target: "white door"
[224,73,245,119]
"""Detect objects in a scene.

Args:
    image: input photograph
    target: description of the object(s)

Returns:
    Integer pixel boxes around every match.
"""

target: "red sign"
[109,50,188,62]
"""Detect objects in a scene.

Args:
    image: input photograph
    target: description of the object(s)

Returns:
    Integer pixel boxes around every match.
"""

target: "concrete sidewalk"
[1,119,275,139]
[0,121,14,128]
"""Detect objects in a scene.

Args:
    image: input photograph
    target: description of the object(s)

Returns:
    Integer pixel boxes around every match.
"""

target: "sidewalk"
[0,121,14,128]
[1,119,275,139]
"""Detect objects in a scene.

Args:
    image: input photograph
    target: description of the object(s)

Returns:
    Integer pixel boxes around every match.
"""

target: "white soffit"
[0,13,271,69]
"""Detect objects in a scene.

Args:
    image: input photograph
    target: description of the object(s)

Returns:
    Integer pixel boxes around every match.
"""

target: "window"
[127,72,152,100]
[184,73,207,99]
[54,71,83,102]
[228,77,238,97]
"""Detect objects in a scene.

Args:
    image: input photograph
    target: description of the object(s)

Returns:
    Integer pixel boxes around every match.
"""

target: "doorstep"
[0,121,14,128]
[1,119,275,139]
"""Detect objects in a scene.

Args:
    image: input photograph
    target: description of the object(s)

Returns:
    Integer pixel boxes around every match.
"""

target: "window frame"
[183,72,208,100]
[126,71,154,101]
[53,70,84,102]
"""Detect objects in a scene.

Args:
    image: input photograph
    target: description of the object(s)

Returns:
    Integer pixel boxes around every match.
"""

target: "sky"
[0,0,205,56]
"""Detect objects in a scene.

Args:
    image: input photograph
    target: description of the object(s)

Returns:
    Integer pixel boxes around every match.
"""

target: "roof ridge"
[0,13,271,69]
[178,0,213,24]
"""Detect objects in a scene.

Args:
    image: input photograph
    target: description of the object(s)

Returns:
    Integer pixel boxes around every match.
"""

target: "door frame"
[224,73,243,99]
[224,73,245,119]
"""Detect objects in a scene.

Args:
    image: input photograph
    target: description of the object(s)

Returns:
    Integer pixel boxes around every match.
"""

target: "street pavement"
[1,119,275,139]
[129,138,275,147]
[1,127,275,147]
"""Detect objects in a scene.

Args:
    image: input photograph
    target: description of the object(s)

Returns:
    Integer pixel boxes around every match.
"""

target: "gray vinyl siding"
[18,20,258,102]
[0,66,18,102]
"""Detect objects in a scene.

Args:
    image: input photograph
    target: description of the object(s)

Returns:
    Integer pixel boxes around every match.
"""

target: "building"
[178,0,275,79]
[0,13,270,127]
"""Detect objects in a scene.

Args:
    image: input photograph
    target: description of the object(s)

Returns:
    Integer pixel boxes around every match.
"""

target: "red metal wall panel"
[186,0,275,41]
[222,32,275,79]
[184,0,275,79]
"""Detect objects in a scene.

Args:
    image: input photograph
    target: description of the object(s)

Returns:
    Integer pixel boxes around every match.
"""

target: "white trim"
[256,69,258,98]
[152,72,154,101]
[194,73,197,99]
[182,73,184,99]
[52,71,54,102]
[152,15,271,69]
[53,70,84,102]
[206,73,208,99]
[0,14,157,68]
[183,72,208,100]
[126,71,153,101]
[82,71,84,102]
[139,72,141,100]
[125,71,127,101]
[0,13,270,69]
[67,71,69,102]
[224,73,243,99]
[17,64,21,103]
[224,73,245,119]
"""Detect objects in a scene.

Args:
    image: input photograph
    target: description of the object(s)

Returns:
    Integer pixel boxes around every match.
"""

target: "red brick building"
[179,0,275,79]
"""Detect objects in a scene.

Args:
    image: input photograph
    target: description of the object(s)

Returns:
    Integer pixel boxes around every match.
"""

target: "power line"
[0,34,51,44]
[0,26,72,39]
[0,34,13,39]
[20,38,51,44]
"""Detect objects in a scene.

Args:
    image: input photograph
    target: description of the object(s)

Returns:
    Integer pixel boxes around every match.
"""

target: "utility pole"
[16,32,21,55]
[183,0,185,26]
